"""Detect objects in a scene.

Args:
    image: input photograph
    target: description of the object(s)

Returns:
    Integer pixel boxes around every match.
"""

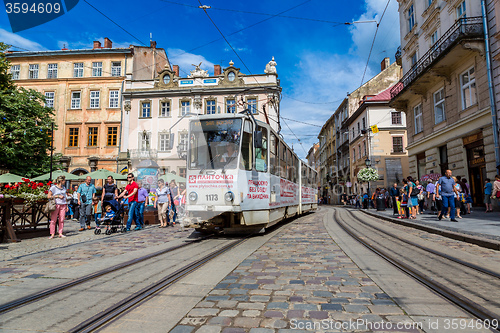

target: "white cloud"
[349,0,400,66]
[280,52,376,159]
[0,28,46,51]
[167,48,215,76]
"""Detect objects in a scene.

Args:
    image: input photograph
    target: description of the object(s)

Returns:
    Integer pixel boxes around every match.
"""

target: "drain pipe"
[481,0,500,172]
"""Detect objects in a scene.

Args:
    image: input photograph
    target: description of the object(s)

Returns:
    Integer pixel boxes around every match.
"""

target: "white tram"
[183,112,318,233]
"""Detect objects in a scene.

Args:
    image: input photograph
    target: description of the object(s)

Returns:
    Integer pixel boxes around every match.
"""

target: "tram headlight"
[189,191,198,202]
[224,191,234,202]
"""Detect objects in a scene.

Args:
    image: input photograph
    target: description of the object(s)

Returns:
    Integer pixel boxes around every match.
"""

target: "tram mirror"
[254,130,263,149]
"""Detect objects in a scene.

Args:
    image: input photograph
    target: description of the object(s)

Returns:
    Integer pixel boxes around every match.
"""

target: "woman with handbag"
[48,175,68,238]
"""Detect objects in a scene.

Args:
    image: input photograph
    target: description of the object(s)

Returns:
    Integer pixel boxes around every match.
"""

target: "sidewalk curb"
[359,209,500,251]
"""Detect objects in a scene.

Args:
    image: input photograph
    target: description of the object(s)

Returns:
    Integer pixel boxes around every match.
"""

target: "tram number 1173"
[206,194,218,201]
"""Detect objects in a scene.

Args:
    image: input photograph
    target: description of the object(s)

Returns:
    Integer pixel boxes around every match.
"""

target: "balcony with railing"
[391,17,483,100]
[129,149,158,160]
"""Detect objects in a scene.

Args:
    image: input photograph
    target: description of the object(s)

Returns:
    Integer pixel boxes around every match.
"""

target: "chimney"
[150,40,157,48]
[173,65,179,77]
[381,57,390,72]
[104,37,112,48]
[214,64,221,76]
[93,41,101,49]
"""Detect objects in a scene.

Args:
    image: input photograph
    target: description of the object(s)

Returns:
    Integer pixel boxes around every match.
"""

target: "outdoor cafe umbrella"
[33,170,80,181]
[79,169,128,180]
[0,172,25,183]
[159,172,186,183]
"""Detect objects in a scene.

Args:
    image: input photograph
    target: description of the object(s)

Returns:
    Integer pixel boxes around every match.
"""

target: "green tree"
[0,42,60,178]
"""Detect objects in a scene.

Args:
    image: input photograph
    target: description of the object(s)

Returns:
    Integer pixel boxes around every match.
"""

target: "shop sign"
[463,132,483,145]
[470,156,485,166]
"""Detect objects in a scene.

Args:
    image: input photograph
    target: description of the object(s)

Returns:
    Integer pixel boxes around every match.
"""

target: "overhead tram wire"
[359,0,392,86]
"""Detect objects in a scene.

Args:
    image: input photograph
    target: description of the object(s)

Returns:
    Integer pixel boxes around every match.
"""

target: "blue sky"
[0,0,400,159]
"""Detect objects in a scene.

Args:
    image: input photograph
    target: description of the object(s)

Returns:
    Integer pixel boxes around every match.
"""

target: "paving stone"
[242,310,261,317]
[237,302,265,310]
[187,308,220,317]
[293,303,318,310]
[371,299,396,305]
[196,326,222,333]
[308,311,329,319]
[249,329,274,333]
[210,290,229,295]
[219,310,239,317]
[249,295,270,302]
[260,319,288,329]
[233,317,261,328]
[217,300,238,308]
[286,309,305,318]
[206,296,230,301]
[313,291,333,297]
[320,303,342,311]
[343,304,369,313]
[221,328,246,333]
[171,326,195,333]
[329,297,349,304]
[208,317,233,326]
[263,310,284,318]
[180,318,208,326]
[267,302,289,310]
[197,301,215,308]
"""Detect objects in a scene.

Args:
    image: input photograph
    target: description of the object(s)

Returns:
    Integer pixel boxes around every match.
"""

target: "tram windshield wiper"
[199,153,221,174]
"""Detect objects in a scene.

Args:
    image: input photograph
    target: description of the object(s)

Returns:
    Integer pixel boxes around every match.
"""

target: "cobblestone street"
[171,209,418,333]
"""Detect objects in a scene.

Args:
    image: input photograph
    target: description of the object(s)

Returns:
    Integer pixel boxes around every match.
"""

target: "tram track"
[68,237,247,333]
[333,207,500,332]
[0,235,213,315]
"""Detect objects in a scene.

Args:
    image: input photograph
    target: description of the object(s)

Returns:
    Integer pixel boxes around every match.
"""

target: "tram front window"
[189,119,242,170]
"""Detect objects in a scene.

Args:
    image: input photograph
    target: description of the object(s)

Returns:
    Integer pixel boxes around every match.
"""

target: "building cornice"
[6,49,133,58]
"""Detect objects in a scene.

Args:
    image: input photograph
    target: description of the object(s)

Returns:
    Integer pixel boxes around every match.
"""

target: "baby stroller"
[95,200,126,235]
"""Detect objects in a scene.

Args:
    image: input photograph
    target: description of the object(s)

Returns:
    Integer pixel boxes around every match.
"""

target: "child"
[100,205,116,223]
[92,197,102,228]
[399,188,408,218]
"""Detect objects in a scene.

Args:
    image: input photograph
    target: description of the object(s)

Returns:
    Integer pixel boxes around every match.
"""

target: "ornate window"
[44,92,55,108]
[71,91,81,109]
[92,62,102,77]
[74,63,84,77]
[107,127,118,146]
[206,100,216,114]
[408,4,415,32]
[160,100,171,117]
[247,98,257,114]
[29,64,39,79]
[10,64,20,80]
[109,90,119,108]
[414,104,423,134]
[181,100,190,116]
[433,88,445,124]
[460,67,477,109]
[159,132,171,151]
[90,90,100,109]
[47,63,58,79]
[87,127,98,146]
[68,128,79,147]
[141,101,151,118]
[226,99,236,113]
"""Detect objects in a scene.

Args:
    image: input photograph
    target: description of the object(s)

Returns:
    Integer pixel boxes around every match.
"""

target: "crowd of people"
[322,170,500,221]
[47,173,186,238]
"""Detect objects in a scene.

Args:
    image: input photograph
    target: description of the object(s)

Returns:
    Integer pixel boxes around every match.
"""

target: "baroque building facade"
[6,38,167,176]
[390,0,497,206]
[120,59,282,177]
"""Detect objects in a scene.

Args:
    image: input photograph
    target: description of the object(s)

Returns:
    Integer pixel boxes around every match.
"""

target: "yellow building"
[6,38,168,176]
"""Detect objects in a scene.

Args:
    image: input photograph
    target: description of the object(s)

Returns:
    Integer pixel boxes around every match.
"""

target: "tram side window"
[255,126,268,172]
[287,149,293,181]
[280,141,287,179]
[270,133,278,175]
[241,120,253,170]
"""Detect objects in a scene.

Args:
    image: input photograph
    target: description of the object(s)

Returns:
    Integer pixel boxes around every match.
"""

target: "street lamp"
[365,158,371,209]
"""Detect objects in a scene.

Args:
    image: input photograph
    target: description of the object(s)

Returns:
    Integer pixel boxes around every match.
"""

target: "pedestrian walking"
[390,183,399,215]
[117,173,139,231]
[170,180,179,224]
[403,177,417,219]
[436,170,459,222]
[452,177,463,219]
[136,181,148,229]
[415,180,425,214]
[155,179,171,227]
[66,188,73,220]
[77,176,96,231]
[71,185,80,220]
[462,178,472,214]
[48,175,68,238]
[484,178,493,212]
[425,180,436,214]
[101,175,119,206]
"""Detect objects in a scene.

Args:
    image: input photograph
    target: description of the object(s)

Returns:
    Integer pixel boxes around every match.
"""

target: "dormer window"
[163,75,171,84]
[228,72,235,82]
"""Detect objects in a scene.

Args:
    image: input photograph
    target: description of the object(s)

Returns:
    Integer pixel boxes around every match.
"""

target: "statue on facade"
[189,62,209,78]
[264,57,277,74]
